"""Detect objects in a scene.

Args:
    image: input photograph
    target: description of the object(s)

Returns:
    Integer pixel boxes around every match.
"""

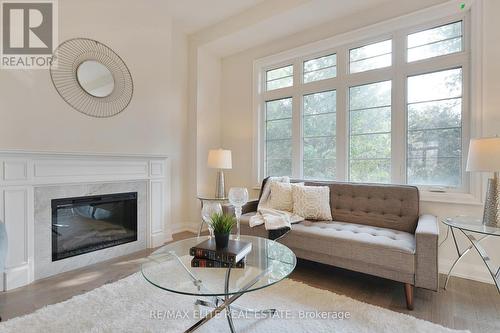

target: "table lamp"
[208,149,232,199]
[466,137,500,227]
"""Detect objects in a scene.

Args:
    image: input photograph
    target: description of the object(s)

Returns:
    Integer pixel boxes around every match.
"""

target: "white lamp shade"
[207,149,232,169]
[466,137,500,172]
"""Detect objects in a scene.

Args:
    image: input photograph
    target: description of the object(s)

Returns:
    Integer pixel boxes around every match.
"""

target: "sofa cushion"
[268,182,303,212]
[282,220,416,274]
[240,212,416,275]
[292,185,332,220]
[305,181,419,233]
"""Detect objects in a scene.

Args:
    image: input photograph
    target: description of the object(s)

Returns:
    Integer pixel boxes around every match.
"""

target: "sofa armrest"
[415,214,439,291]
[242,199,259,214]
[222,199,259,216]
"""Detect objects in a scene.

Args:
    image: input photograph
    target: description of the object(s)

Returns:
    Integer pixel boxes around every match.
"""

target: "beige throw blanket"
[249,177,304,230]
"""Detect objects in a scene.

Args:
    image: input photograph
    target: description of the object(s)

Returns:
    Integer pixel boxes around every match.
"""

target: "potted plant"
[209,213,236,249]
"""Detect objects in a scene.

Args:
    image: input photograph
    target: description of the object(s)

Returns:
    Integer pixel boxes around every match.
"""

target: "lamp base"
[482,172,500,227]
[215,170,225,199]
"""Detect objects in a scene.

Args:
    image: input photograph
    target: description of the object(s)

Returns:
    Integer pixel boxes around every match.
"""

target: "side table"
[441,216,500,292]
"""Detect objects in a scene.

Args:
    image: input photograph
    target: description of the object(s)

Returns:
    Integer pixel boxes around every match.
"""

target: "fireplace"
[51,192,138,261]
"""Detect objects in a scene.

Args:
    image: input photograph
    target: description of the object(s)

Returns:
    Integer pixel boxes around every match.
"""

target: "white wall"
[170,22,192,231]
[196,48,222,197]
[219,0,500,284]
[0,0,192,229]
[482,0,500,136]
[181,44,224,233]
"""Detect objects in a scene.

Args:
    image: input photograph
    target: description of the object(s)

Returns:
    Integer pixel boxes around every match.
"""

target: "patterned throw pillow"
[268,182,303,212]
[292,185,332,220]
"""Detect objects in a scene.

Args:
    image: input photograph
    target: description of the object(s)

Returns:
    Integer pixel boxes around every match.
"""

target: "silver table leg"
[439,225,451,247]
[444,227,492,290]
[185,289,244,333]
[186,266,276,333]
[197,200,205,237]
[164,250,276,332]
[459,229,500,292]
[197,220,204,238]
[225,267,236,333]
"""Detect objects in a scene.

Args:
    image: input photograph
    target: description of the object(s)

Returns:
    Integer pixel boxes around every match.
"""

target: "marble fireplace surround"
[34,182,147,280]
[0,151,170,291]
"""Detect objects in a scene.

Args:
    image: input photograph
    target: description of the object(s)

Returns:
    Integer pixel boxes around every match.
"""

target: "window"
[303,54,337,83]
[256,14,470,192]
[265,98,293,176]
[407,21,463,62]
[349,39,392,73]
[303,91,336,179]
[349,81,392,183]
[407,68,463,186]
[266,65,293,91]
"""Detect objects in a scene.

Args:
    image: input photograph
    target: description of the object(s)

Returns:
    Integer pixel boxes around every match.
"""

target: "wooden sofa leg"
[404,283,414,310]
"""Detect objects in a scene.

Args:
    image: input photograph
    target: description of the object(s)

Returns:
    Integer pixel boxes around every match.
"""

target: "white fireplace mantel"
[0,150,171,291]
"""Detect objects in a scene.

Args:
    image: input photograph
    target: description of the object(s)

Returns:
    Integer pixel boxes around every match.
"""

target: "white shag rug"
[0,272,467,333]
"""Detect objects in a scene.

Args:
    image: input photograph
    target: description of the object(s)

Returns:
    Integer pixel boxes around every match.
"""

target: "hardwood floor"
[1,231,499,332]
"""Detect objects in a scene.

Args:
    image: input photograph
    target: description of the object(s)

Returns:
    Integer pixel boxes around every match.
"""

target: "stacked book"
[190,238,252,269]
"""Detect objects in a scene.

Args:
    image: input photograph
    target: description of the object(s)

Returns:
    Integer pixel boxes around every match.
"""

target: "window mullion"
[259,98,265,182]
[336,46,348,181]
[392,32,406,184]
[292,60,302,179]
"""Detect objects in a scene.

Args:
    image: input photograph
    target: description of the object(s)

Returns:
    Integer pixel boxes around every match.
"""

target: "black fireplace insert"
[51,192,138,261]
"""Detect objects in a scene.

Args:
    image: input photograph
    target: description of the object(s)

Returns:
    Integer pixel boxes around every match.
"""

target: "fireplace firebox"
[51,192,138,261]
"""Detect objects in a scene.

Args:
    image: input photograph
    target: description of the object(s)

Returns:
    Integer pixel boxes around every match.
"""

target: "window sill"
[419,191,482,206]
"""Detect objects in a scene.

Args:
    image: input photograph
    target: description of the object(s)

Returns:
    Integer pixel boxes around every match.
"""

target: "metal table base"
[443,225,500,292]
[185,266,276,333]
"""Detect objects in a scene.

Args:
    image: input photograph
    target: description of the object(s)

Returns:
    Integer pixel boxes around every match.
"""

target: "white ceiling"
[166,0,266,34]
[164,0,448,56]
[168,0,405,35]
[197,0,398,55]
[190,0,448,56]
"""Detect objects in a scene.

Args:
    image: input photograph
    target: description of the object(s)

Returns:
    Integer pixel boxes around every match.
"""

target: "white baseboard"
[151,232,170,247]
[439,258,494,285]
[170,221,199,235]
[5,264,31,291]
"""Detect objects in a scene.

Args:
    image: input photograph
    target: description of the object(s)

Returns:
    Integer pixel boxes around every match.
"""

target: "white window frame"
[252,1,484,204]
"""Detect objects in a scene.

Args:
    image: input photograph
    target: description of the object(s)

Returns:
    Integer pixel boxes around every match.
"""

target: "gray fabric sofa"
[239,180,439,310]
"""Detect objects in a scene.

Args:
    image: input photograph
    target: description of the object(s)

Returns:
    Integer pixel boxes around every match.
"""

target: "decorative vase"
[228,187,249,241]
[201,202,223,238]
[214,232,230,249]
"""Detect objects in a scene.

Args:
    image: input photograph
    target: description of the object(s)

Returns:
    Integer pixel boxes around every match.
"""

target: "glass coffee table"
[141,235,296,332]
[441,216,500,292]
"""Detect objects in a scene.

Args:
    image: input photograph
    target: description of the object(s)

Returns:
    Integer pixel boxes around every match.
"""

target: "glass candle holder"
[228,187,249,240]
[201,202,222,238]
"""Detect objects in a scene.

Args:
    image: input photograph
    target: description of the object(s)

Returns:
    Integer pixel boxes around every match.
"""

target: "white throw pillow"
[268,182,303,212]
[292,185,332,220]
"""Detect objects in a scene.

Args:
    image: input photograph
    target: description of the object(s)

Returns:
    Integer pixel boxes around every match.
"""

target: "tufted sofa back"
[303,181,420,233]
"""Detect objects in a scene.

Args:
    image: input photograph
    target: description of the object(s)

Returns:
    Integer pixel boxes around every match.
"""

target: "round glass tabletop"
[141,235,296,297]
[443,216,500,236]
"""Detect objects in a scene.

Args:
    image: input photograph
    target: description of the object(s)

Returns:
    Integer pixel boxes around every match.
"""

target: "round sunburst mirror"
[50,38,133,118]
